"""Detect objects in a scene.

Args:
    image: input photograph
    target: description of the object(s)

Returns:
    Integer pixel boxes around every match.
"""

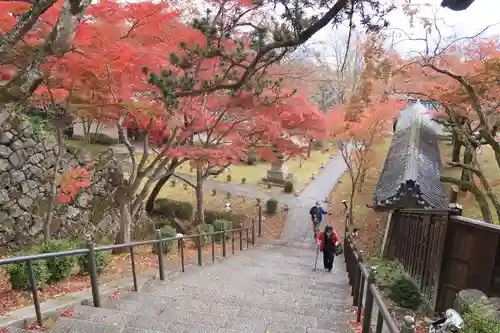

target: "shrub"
[284,181,294,193]
[241,177,246,184]
[90,133,119,145]
[226,175,232,182]
[176,201,194,220]
[204,210,233,225]
[77,243,109,276]
[213,219,232,242]
[246,151,257,165]
[155,199,194,220]
[266,198,278,215]
[313,140,326,149]
[197,223,215,246]
[40,240,76,283]
[5,253,50,291]
[152,225,177,254]
[462,300,500,333]
[388,276,423,309]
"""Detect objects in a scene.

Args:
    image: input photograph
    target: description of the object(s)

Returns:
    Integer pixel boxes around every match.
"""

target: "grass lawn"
[66,139,111,156]
[328,139,392,258]
[439,140,500,224]
[177,148,335,194]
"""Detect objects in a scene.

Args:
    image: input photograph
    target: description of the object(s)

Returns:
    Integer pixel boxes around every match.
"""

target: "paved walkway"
[6,246,354,333]
[280,152,347,244]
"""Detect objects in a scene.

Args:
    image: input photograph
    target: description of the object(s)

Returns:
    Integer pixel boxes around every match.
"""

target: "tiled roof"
[372,103,448,209]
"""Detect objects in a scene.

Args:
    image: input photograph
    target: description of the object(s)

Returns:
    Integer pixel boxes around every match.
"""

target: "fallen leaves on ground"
[109,291,121,299]
[59,306,75,318]
[259,211,287,240]
[24,323,48,332]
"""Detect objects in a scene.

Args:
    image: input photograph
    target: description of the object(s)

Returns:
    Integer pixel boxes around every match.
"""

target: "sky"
[306,0,500,61]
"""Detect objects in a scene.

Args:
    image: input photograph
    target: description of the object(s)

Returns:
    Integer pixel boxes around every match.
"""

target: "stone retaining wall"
[0,113,133,249]
[453,289,500,320]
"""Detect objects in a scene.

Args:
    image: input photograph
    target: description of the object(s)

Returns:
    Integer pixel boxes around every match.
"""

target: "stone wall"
[0,114,128,249]
[453,289,500,320]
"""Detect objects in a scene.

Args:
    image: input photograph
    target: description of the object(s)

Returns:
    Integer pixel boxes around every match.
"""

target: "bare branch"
[117,113,137,178]
[173,173,196,189]
[175,0,350,97]
[0,0,57,59]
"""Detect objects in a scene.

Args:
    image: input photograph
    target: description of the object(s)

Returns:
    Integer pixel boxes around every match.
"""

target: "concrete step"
[2,245,355,333]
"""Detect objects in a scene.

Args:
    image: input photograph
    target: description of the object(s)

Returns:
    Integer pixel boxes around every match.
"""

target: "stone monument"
[262,144,294,186]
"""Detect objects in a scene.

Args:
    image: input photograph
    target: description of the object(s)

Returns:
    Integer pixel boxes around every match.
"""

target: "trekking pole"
[313,244,320,272]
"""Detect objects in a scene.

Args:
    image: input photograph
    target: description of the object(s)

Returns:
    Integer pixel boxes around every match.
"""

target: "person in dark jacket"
[316,225,340,272]
[309,201,328,224]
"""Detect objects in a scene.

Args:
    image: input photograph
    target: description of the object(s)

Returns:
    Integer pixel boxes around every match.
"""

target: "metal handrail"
[0,221,257,328]
[0,249,90,265]
[343,234,417,333]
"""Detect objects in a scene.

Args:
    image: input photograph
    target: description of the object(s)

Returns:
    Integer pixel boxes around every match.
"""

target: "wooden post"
[449,185,459,203]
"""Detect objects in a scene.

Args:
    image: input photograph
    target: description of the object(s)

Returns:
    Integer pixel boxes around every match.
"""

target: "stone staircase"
[6,245,355,333]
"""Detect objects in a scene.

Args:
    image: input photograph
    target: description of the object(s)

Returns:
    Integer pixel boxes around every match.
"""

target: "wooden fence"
[384,208,500,311]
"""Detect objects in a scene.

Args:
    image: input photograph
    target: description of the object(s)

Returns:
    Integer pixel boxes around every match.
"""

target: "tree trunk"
[451,132,461,162]
[460,147,474,189]
[471,188,493,223]
[348,188,355,227]
[307,138,313,158]
[113,185,133,253]
[43,128,63,243]
[358,166,367,192]
[195,166,205,224]
[83,121,92,143]
[113,201,132,253]
[441,176,493,223]
[145,173,173,213]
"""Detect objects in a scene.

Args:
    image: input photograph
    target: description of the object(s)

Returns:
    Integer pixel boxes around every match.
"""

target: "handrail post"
[222,231,227,257]
[375,311,383,333]
[156,230,165,281]
[400,316,416,333]
[179,238,185,272]
[197,234,203,266]
[239,228,243,251]
[232,230,235,254]
[211,234,215,262]
[362,267,376,333]
[86,235,101,307]
[129,246,138,292]
[352,250,362,306]
[246,228,249,248]
[252,219,256,246]
[257,199,262,237]
[27,260,43,326]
